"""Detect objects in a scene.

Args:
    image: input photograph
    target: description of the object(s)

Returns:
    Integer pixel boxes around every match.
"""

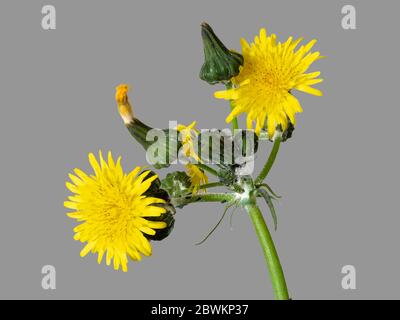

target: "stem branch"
[255,136,281,185]
[171,193,234,208]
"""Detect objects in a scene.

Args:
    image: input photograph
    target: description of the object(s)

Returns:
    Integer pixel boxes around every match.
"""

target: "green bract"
[142,170,176,241]
[144,211,175,241]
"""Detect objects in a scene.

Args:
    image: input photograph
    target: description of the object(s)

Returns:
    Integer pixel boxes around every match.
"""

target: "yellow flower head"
[64,151,167,272]
[177,121,201,162]
[214,28,323,138]
[115,84,134,124]
[186,164,208,193]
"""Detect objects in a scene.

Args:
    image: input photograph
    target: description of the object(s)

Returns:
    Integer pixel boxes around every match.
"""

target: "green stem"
[171,193,234,208]
[199,182,225,189]
[255,136,281,185]
[226,82,238,131]
[195,163,219,177]
[245,202,289,300]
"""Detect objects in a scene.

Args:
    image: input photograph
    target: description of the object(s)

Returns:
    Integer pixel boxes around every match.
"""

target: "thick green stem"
[226,82,238,131]
[245,203,289,300]
[171,193,234,208]
[255,136,281,185]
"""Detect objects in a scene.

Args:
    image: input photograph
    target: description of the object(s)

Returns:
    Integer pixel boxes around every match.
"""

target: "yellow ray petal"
[80,242,95,257]
[68,174,83,186]
[295,85,323,96]
[88,153,101,176]
[65,182,79,193]
[287,94,304,113]
[64,201,78,209]
[214,89,237,100]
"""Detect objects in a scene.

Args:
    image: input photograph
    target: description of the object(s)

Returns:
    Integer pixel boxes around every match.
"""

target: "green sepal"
[281,122,295,142]
[260,119,295,142]
[144,211,175,241]
[142,170,176,241]
[142,171,170,201]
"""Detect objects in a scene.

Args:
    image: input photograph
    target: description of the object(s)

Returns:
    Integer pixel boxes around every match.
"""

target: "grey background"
[0,0,398,300]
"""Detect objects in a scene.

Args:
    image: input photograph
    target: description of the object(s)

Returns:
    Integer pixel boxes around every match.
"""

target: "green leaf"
[258,189,278,231]
[257,183,282,199]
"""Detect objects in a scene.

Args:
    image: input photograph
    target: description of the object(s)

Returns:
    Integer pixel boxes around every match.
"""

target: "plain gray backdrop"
[0,0,398,300]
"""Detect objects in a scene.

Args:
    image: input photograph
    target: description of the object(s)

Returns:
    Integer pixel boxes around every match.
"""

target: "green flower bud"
[199,22,244,85]
[160,171,192,198]
[125,118,153,151]
[124,119,181,169]
[116,85,181,169]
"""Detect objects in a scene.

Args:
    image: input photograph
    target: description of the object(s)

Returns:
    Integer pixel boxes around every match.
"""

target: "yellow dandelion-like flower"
[64,151,167,272]
[214,28,323,138]
[186,164,208,193]
[177,121,201,162]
